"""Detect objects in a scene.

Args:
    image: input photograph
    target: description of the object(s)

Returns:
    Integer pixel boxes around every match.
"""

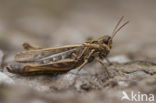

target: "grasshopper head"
[93,17,129,58]
[98,16,129,50]
[97,35,112,49]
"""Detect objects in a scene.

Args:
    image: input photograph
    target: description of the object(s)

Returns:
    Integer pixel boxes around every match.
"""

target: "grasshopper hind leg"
[23,43,41,50]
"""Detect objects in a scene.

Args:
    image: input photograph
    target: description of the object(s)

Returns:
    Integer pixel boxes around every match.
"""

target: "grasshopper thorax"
[86,35,112,59]
[96,35,112,58]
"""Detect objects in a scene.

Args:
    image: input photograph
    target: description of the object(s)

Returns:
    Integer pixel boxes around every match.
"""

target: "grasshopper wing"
[15,44,82,63]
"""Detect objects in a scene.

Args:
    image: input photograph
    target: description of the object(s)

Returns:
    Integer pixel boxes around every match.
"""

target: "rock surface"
[0,72,14,85]
[0,60,155,103]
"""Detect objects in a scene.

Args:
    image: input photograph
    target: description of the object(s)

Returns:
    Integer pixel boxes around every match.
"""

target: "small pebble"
[63,73,76,84]
[108,55,130,63]
[0,72,14,85]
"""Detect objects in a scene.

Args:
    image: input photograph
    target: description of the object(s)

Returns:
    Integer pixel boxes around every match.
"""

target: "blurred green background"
[0,0,156,61]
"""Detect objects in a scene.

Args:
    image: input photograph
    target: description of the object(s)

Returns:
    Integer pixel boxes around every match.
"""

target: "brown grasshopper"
[7,16,129,77]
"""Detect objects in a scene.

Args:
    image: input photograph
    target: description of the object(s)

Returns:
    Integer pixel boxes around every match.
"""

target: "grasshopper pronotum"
[7,17,129,77]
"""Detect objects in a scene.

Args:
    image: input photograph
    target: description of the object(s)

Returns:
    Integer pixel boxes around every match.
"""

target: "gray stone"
[0,72,14,85]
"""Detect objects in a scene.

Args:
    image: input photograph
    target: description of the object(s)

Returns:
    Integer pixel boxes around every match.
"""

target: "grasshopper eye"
[102,36,110,44]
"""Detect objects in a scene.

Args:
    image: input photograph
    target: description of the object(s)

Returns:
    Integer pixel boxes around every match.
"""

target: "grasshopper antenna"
[112,16,129,38]
[112,16,124,35]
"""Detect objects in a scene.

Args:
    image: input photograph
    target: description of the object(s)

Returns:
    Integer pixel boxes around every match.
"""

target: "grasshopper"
[7,16,129,77]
